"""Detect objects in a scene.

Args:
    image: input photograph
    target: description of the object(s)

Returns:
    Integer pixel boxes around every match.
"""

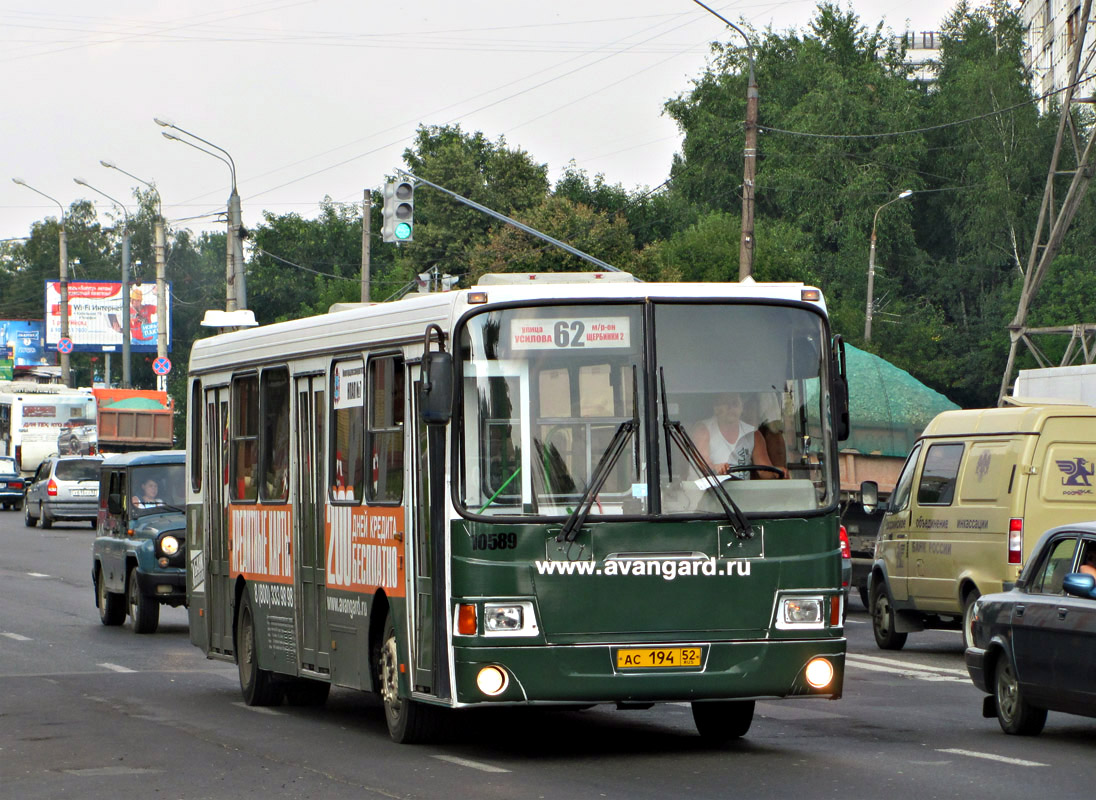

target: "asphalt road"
[3,510,1096,800]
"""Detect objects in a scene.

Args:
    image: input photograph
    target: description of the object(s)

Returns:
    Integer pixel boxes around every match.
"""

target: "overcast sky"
[1,0,960,243]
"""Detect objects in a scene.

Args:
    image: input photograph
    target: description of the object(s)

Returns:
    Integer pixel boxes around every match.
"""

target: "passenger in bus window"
[692,392,783,480]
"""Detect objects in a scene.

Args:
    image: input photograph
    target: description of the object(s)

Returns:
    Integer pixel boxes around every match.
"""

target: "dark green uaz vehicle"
[92,451,187,634]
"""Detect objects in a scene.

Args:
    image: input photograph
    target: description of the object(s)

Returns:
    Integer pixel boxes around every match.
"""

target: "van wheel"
[871,580,907,650]
[691,700,755,741]
[127,566,159,634]
[96,568,125,626]
[236,590,281,706]
[961,589,981,650]
[995,656,1046,735]
[377,612,441,743]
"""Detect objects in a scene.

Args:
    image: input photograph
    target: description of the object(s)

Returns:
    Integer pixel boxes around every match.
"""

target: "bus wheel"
[871,581,907,650]
[995,656,1046,735]
[236,591,281,706]
[96,568,125,626]
[127,566,159,634]
[379,613,440,744]
[284,678,331,707]
[691,700,754,741]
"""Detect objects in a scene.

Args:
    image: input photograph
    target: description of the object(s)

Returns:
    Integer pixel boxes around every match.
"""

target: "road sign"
[152,356,172,376]
[57,337,74,354]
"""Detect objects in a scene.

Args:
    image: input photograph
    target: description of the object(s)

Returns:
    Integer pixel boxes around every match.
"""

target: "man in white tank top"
[692,392,782,479]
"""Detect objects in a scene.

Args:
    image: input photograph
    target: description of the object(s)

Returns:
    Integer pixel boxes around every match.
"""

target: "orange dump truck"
[92,388,174,453]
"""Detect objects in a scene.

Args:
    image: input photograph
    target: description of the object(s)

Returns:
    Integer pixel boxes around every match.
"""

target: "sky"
[0,0,962,244]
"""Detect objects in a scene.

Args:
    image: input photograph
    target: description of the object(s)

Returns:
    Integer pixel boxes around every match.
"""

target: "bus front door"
[295,375,330,674]
[205,389,234,655]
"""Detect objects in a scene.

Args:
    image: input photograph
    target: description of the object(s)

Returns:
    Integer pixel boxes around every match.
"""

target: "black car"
[965,522,1096,735]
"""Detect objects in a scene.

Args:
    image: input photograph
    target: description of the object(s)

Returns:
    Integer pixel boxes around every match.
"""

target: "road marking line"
[1,632,31,641]
[99,663,136,673]
[845,656,968,683]
[937,748,1048,767]
[432,755,511,773]
[231,702,283,716]
[847,653,969,676]
[27,572,50,578]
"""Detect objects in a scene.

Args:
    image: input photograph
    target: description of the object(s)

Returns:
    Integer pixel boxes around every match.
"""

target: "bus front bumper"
[452,638,845,706]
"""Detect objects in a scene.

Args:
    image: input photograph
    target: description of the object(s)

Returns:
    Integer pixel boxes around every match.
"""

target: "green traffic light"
[394,222,412,240]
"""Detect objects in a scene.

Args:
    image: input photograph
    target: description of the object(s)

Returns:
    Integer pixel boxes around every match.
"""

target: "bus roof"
[189,278,826,375]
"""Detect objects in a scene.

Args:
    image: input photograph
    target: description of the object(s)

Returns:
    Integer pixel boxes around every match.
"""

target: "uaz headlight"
[159,534,180,557]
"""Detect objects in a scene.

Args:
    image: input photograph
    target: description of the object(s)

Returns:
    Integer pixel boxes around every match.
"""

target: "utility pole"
[154,216,168,390]
[361,189,371,302]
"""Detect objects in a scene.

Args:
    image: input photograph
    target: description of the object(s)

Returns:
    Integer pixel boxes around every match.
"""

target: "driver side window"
[889,443,922,513]
[1029,536,1078,594]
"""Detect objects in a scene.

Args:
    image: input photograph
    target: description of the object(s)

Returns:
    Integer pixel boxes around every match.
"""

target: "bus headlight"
[781,597,823,625]
[476,665,509,696]
[484,604,523,632]
[805,657,834,689]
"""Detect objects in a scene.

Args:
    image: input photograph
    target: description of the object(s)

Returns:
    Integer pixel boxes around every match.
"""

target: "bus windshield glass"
[457,302,834,518]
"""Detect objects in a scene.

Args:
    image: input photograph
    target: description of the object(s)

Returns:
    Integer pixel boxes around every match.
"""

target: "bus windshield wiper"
[557,368,639,544]
[659,368,753,539]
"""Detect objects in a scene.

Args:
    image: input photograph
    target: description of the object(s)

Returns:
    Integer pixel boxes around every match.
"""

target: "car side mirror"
[107,493,123,516]
[860,481,879,514]
[1063,573,1096,600]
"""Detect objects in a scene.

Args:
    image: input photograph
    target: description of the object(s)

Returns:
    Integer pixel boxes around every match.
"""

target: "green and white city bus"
[185,272,850,743]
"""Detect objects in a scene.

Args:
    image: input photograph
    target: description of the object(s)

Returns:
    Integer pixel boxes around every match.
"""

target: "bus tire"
[236,591,281,706]
[995,656,1046,735]
[691,700,754,741]
[871,580,907,650]
[127,566,159,634]
[379,612,441,744]
[96,567,125,626]
[284,677,331,707]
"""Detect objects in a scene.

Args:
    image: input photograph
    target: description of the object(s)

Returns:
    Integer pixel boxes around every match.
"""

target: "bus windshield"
[457,302,835,519]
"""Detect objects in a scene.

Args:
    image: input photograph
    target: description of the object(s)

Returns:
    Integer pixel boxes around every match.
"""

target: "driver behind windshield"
[692,392,784,479]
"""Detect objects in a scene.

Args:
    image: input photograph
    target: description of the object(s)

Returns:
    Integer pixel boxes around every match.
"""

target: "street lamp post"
[101,161,169,390]
[11,178,71,387]
[74,178,132,388]
[691,0,758,280]
[154,119,246,311]
[865,189,913,343]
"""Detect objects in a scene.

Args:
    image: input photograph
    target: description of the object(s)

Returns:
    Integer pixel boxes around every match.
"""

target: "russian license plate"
[616,647,702,669]
[71,489,96,497]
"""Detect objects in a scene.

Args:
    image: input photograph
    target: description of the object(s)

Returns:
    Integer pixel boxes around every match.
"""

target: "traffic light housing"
[382,179,414,242]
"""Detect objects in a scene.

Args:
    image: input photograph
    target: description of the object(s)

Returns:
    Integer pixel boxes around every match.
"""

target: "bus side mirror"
[860,480,879,514]
[108,493,123,515]
[832,335,850,441]
[420,350,453,425]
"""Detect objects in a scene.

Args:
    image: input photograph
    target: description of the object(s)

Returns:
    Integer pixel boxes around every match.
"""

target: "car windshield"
[130,463,185,515]
[0,457,16,477]
[456,301,835,518]
[54,459,101,481]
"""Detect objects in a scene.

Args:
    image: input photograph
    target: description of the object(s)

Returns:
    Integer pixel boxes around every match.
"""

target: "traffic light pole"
[398,171,626,274]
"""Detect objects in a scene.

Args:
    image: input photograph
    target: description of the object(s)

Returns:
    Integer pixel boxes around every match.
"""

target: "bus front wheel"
[378,612,440,744]
[691,700,754,741]
[237,591,281,706]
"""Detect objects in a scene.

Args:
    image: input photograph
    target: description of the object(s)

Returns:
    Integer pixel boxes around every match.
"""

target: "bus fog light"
[484,604,523,631]
[805,658,834,689]
[476,665,509,696]
[782,598,822,624]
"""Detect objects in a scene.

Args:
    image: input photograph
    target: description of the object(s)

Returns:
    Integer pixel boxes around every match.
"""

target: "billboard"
[45,280,172,353]
[0,320,53,379]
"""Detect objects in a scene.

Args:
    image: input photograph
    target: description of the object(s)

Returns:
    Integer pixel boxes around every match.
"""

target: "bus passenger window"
[331,359,365,503]
[260,368,290,503]
[366,355,404,504]
[231,375,259,501]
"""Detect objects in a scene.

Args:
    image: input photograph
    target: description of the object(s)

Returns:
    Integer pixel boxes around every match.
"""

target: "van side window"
[1029,536,1078,594]
[917,443,964,506]
[890,442,922,512]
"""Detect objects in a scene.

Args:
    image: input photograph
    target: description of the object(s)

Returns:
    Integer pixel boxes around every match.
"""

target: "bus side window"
[231,374,260,501]
[259,368,290,503]
[366,355,404,504]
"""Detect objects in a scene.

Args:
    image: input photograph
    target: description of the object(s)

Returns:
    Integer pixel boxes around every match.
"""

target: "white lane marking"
[846,618,867,624]
[27,572,50,578]
[848,653,969,677]
[64,766,161,776]
[844,660,968,683]
[1,632,31,641]
[99,663,136,673]
[937,748,1049,767]
[231,701,283,716]
[432,755,511,773]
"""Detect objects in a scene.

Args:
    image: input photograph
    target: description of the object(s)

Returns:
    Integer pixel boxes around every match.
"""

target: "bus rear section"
[186,280,847,743]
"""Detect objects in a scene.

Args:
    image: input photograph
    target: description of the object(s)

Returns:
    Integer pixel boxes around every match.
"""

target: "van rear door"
[1027,416,1096,563]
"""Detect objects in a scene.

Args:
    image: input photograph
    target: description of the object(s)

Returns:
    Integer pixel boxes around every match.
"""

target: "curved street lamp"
[865,189,914,342]
[155,118,246,310]
[74,177,133,388]
[11,178,72,386]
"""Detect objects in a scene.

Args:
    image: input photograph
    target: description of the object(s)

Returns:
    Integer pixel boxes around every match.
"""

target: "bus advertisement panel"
[0,386,96,471]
